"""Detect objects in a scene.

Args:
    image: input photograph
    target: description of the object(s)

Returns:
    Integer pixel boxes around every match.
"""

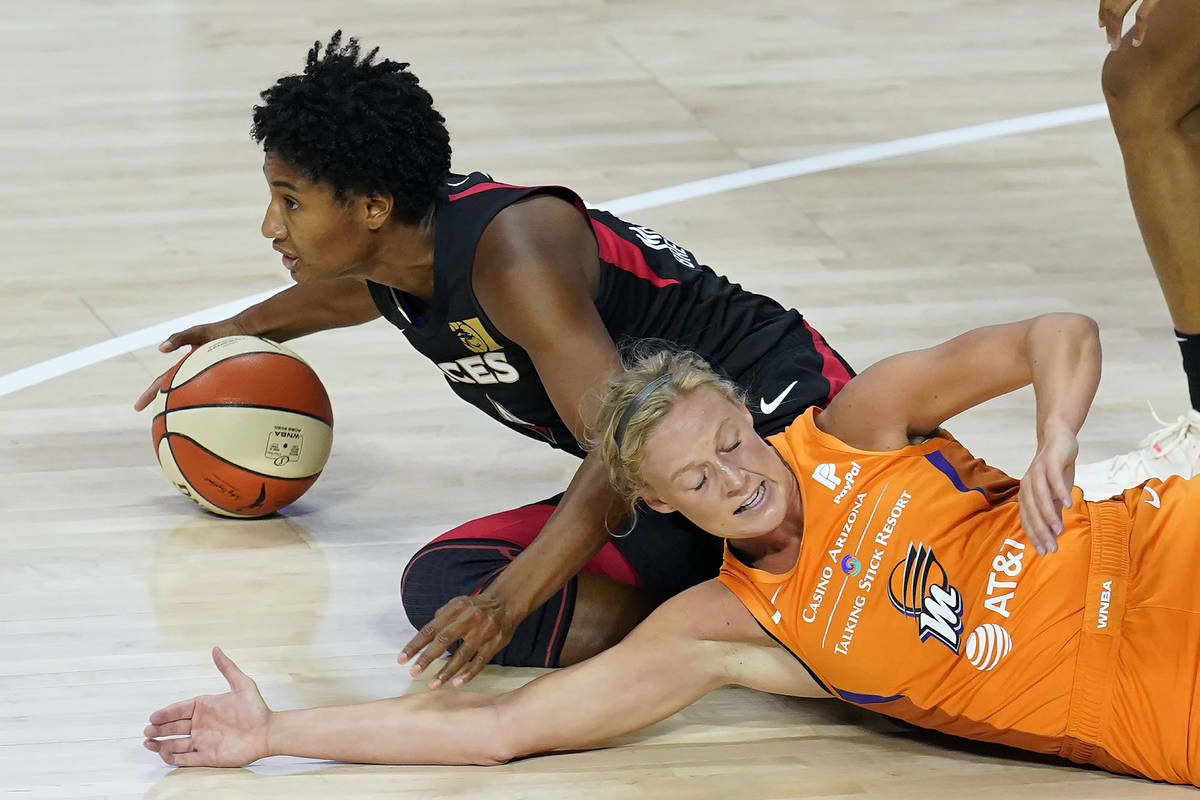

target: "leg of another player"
[558,573,659,665]
[1076,0,1200,498]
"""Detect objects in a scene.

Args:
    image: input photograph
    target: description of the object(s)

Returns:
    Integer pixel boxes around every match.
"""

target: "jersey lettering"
[437,351,521,385]
[627,224,697,269]
[1097,579,1113,629]
[802,565,834,623]
[982,538,1025,619]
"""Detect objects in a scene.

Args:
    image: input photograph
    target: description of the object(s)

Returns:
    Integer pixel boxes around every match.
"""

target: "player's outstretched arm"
[133,277,381,410]
[147,582,801,767]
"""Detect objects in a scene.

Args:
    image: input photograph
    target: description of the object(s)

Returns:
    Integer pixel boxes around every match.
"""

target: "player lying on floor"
[144,313,1200,786]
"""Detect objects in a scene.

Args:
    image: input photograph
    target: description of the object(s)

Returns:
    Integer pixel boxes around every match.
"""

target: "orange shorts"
[1063,475,1200,785]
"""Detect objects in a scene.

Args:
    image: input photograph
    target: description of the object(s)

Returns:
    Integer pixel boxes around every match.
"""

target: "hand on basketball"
[399,592,515,689]
[1019,423,1078,557]
[1099,0,1162,50]
[143,647,272,768]
[133,320,248,411]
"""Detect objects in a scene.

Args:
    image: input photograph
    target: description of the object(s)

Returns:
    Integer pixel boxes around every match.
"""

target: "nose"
[261,200,286,240]
[718,460,749,497]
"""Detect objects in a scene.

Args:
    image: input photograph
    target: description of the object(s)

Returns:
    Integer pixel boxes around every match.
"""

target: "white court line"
[0,290,281,396]
[0,102,1108,398]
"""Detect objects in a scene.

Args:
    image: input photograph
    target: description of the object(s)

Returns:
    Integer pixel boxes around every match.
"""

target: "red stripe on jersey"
[803,319,852,404]
[447,181,525,202]
[590,220,681,288]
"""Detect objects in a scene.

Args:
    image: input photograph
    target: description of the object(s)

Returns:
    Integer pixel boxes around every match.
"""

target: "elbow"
[1036,313,1100,344]
[475,703,521,766]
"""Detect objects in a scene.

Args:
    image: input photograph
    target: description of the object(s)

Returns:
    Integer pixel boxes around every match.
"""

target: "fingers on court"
[144,735,194,756]
[145,720,192,739]
[149,698,196,726]
[145,738,205,767]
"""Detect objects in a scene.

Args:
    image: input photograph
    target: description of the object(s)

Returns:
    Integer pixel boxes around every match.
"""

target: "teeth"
[737,484,764,512]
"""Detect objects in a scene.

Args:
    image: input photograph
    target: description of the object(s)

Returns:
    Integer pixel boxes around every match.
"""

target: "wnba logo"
[887,542,964,653]
[840,555,861,576]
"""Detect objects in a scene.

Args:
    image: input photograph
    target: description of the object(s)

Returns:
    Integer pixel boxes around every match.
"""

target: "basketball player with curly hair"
[133,32,853,688]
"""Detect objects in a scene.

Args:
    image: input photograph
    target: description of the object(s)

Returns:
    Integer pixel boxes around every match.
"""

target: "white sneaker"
[1074,408,1200,500]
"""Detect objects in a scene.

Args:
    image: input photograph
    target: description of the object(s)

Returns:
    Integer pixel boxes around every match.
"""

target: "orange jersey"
[718,407,1200,784]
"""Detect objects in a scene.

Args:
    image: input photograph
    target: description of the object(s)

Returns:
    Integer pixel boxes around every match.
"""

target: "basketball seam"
[157,403,333,425]
[162,436,247,516]
[170,347,305,390]
[162,431,324,481]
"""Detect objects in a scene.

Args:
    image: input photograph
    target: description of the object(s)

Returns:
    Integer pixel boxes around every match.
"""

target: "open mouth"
[735,482,765,514]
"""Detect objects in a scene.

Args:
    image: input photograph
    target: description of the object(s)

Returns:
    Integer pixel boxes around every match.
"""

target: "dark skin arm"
[133,276,381,410]
[399,195,633,688]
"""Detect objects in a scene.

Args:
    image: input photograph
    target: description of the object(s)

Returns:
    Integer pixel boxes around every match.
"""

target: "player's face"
[637,387,799,541]
[260,152,371,283]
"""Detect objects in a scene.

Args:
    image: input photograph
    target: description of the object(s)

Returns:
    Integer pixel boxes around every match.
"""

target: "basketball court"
[1,0,1194,796]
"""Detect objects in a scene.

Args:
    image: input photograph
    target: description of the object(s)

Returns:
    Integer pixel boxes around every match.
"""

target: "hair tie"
[613,373,673,448]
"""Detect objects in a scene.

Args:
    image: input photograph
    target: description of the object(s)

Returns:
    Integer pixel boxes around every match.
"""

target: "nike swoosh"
[760,380,799,414]
[770,586,782,604]
[1144,485,1161,508]
[446,176,471,187]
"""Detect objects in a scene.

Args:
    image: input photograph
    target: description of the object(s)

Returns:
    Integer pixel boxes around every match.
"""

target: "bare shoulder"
[475,193,597,278]
[815,355,920,452]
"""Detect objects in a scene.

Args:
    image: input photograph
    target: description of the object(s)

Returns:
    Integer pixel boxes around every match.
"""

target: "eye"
[691,474,707,492]
[722,440,741,453]
[284,196,299,210]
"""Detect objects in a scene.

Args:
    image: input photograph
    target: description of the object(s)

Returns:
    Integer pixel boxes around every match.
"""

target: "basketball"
[149,336,334,518]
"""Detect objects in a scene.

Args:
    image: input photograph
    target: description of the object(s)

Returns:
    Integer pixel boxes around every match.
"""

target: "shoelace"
[1103,402,1200,478]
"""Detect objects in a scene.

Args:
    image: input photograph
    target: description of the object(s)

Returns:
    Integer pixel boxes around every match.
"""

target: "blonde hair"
[588,347,746,512]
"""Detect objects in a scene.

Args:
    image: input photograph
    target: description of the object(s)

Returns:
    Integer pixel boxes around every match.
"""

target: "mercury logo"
[887,542,964,653]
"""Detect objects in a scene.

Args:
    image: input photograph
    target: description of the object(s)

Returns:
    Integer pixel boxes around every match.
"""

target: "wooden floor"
[1,0,1195,796]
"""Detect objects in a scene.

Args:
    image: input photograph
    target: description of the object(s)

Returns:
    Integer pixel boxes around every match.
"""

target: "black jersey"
[367,172,851,458]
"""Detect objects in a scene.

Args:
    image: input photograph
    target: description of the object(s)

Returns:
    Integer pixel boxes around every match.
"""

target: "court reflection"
[149,515,330,650]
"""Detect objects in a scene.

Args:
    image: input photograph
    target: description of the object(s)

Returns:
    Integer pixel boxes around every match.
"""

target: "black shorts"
[399,494,723,667]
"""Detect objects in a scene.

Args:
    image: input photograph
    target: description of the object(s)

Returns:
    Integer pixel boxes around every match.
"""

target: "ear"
[363,193,394,230]
[640,492,677,515]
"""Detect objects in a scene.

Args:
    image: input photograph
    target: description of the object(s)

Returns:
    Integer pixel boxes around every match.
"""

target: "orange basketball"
[149,336,334,518]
